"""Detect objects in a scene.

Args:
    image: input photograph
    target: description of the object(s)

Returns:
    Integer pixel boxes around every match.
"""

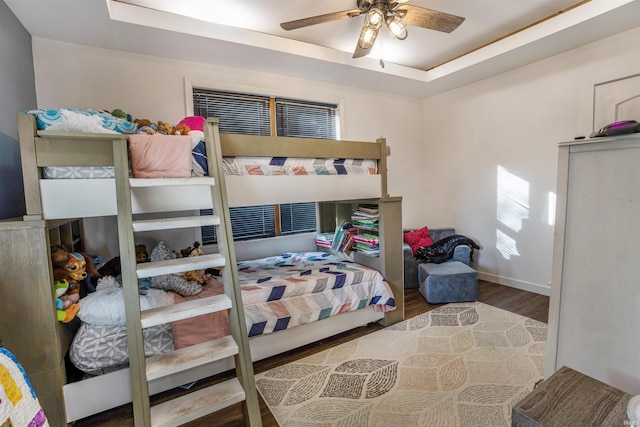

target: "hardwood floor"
[73,280,549,426]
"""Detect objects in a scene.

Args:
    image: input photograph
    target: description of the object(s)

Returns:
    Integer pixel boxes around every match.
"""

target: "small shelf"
[48,218,84,253]
[317,197,404,326]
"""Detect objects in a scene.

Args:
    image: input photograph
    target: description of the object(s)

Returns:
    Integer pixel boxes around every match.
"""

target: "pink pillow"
[128,134,192,178]
[404,226,433,254]
[176,116,206,132]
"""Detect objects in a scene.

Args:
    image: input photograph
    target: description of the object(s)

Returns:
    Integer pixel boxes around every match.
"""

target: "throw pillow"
[403,226,433,254]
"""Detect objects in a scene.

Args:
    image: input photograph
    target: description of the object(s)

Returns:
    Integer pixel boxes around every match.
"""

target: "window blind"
[275,98,339,139]
[193,88,339,244]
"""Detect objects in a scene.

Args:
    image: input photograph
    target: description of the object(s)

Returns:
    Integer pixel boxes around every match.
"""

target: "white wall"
[31,27,640,291]
[31,38,423,260]
[421,26,640,294]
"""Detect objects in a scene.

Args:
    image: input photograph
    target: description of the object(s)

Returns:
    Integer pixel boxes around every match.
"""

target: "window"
[194,88,340,243]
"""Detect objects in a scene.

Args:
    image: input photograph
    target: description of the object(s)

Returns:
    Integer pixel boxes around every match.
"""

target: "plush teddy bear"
[156,120,176,135]
[174,123,191,135]
[179,241,210,285]
[133,118,156,134]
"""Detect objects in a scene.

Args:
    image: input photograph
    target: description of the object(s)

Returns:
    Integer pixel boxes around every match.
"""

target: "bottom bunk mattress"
[69,251,395,375]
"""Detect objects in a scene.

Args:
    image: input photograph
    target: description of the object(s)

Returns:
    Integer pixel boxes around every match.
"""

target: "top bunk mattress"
[42,156,378,179]
[27,108,378,178]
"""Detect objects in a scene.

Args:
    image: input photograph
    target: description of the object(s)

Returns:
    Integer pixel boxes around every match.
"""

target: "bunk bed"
[16,111,404,423]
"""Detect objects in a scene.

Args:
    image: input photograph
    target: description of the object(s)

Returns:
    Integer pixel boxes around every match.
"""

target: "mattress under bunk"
[64,251,395,422]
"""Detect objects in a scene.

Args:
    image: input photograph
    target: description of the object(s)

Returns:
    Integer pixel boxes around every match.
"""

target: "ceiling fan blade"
[352,36,375,59]
[281,9,362,31]
[397,4,465,33]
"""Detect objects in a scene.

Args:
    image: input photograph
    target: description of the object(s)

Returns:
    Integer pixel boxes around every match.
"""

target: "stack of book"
[331,222,357,253]
[315,232,334,249]
[352,206,380,257]
[351,206,379,230]
[352,233,380,257]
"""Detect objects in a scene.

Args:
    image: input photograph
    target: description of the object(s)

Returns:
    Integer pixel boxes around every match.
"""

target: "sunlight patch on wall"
[496,229,520,260]
[497,166,530,231]
[496,166,530,260]
[548,191,556,226]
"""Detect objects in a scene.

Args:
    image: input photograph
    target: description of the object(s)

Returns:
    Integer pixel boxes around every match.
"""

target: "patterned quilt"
[238,252,395,337]
[222,157,377,176]
[68,252,395,374]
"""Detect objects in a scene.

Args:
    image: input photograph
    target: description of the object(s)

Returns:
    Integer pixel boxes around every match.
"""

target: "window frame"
[192,87,341,244]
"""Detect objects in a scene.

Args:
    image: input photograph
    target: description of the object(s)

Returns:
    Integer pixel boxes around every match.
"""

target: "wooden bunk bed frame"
[16,113,404,424]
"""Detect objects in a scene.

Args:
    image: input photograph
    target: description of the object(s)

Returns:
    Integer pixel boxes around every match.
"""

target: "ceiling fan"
[280,0,465,59]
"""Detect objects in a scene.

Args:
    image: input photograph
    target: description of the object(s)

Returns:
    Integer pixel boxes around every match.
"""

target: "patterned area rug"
[255,302,547,426]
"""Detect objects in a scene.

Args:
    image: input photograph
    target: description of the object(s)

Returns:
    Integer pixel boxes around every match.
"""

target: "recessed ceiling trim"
[107,0,433,83]
[426,0,591,72]
[425,0,637,82]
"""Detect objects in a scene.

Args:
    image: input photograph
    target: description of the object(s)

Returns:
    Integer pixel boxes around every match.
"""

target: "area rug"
[255,302,547,427]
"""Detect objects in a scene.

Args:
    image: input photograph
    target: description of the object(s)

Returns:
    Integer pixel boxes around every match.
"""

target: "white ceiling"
[5,0,640,98]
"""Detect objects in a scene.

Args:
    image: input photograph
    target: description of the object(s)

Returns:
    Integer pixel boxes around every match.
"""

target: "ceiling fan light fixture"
[364,7,384,30]
[358,25,379,49]
[358,7,384,50]
[385,15,407,40]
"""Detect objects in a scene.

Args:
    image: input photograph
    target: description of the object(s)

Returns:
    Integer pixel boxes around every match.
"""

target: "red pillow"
[404,226,433,254]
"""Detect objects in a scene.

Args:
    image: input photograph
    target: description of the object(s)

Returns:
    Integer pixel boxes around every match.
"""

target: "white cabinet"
[546,134,640,395]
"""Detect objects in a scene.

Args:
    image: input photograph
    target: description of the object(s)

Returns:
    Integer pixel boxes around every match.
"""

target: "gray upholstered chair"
[403,227,478,304]
[403,227,471,288]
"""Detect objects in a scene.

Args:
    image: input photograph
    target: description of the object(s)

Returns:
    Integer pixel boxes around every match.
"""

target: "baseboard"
[478,272,551,296]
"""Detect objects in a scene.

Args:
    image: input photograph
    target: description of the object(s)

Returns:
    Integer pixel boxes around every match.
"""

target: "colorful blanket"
[68,252,395,373]
[222,157,377,176]
[237,252,395,336]
[0,348,49,427]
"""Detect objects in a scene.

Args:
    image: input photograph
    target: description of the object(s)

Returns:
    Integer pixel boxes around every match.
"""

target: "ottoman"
[417,261,478,304]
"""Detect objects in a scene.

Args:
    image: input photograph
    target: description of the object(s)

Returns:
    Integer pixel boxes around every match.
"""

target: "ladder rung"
[150,377,245,427]
[129,177,215,187]
[132,215,220,232]
[141,294,232,329]
[146,336,238,382]
[137,253,225,278]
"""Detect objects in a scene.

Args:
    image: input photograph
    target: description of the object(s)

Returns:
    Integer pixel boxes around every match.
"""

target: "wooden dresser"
[546,133,640,395]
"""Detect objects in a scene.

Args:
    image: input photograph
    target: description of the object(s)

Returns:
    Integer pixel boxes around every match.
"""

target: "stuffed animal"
[176,116,205,137]
[54,279,79,323]
[51,244,100,296]
[179,242,210,285]
[156,120,176,135]
[174,123,190,135]
[97,244,150,294]
[111,108,132,122]
[150,241,202,296]
[133,118,153,128]
[99,244,149,277]
[133,118,156,134]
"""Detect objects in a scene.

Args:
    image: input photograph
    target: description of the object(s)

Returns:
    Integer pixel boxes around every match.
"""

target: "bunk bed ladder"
[112,118,261,427]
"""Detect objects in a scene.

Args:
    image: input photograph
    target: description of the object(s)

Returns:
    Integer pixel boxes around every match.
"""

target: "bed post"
[377,137,390,199]
[18,114,43,219]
